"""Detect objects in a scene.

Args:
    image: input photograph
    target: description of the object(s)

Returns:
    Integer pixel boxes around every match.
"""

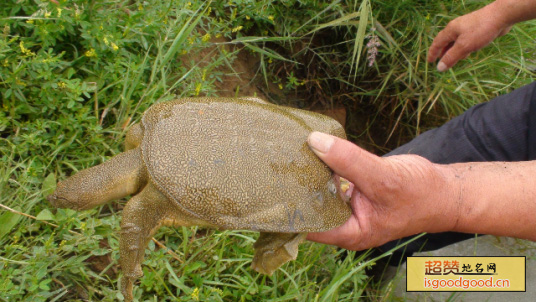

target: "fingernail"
[437,61,447,72]
[308,132,335,155]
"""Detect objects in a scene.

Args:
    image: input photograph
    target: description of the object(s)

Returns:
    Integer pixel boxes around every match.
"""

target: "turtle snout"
[46,182,78,209]
[46,191,71,209]
[46,193,57,207]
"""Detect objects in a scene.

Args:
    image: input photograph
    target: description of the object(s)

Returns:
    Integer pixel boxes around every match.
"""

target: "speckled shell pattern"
[141,98,351,232]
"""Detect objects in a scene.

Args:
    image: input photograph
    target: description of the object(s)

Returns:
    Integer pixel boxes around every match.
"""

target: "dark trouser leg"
[378,81,536,265]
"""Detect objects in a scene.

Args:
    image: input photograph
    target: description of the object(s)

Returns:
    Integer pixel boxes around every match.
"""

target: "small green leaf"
[184,261,206,274]
[91,248,109,256]
[36,209,55,221]
[39,279,51,290]
[0,210,21,239]
[42,173,56,197]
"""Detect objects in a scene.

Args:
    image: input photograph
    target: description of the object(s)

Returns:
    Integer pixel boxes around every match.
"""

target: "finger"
[439,41,455,58]
[437,41,470,72]
[307,132,386,194]
[306,216,362,250]
[499,25,512,37]
[344,182,354,199]
[428,26,459,63]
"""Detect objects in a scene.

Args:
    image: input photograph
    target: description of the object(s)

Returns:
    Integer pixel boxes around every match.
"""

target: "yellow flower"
[19,41,35,56]
[191,287,200,301]
[44,11,51,18]
[57,82,67,88]
[57,8,62,17]
[26,19,34,24]
[268,58,273,64]
[278,83,283,90]
[111,42,119,51]
[232,25,243,33]
[245,15,250,20]
[215,33,222,38]
[202,33,211,42]
[268,15,274,21]
[85,48,96,57]
[202,69,207,81]
[194,83,202,96]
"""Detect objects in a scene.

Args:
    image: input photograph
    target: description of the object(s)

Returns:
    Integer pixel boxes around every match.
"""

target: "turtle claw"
[252,232,307,275]
[121,276,134,302]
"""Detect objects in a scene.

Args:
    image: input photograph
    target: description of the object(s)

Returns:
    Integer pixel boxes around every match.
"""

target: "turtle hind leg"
[251,232,307,275]
[48,148,146,210]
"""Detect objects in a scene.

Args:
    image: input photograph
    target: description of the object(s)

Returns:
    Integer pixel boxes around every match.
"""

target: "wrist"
[487,0,536,26]
[427,163,464,234]
[484,1,514,27]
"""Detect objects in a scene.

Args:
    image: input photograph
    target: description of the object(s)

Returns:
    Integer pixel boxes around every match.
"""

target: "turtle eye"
[328,181,337,195]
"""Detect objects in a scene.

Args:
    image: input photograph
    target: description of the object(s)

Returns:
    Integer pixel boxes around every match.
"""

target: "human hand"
[428,3,512,72]
[306,132,461,250]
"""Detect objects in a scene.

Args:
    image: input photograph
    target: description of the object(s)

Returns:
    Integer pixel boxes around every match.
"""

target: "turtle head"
[47,177,94,210]
[46,166,118,211]
[327,175,350,203]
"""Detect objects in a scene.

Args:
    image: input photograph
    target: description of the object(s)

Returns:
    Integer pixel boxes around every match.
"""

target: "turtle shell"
[140,98,351,232]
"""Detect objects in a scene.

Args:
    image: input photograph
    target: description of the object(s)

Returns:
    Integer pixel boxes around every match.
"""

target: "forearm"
[441,161,536,240]
[488,0,536,25]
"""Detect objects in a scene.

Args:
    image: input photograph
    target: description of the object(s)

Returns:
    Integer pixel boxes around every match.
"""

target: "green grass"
[1,0,535,301]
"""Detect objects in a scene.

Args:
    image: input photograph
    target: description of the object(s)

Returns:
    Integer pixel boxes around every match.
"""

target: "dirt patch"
[86,239,117,278]
[181,37,267,99]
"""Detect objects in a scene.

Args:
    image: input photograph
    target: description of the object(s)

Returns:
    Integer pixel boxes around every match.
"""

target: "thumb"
[307,132,386,192]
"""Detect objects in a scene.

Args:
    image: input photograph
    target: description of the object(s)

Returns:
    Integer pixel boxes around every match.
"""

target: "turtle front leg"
[251,232,307,275]
[119,183,170,302]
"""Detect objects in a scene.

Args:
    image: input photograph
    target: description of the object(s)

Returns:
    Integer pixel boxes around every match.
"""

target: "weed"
[1,0,535,301]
